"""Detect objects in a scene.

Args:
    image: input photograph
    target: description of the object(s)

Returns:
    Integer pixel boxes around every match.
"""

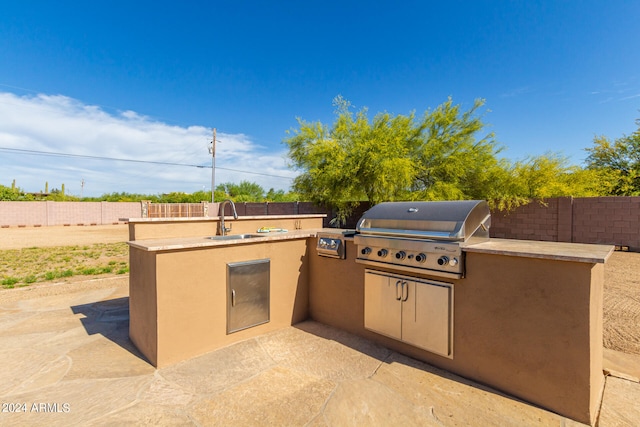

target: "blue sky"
[1,1,639,197]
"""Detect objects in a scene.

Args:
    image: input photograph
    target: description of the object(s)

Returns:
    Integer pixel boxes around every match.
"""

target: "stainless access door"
[363,269,453,358]
[402,279,452,357]
[227,259,270,334]
[364,270,402,340]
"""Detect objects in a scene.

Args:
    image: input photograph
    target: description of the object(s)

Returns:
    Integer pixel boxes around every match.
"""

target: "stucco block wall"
[572,197,640,249]
[491,198,560,241]
[491,196,640,250]
[0,201,47,226]
[0,201,140,226]
[4,197,638,249]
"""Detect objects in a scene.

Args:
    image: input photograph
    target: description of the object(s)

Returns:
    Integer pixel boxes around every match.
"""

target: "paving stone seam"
[593,377,606,427]
[145,371,200,404]
[183,410,202,427]
[182,360,280,401]
[254,334,287,366]
[313,382,340,426]
[1,352,72,397]
[84,398,144,425]
[305,345,391,426]
[369,350,395,378]
[73,375,157,426]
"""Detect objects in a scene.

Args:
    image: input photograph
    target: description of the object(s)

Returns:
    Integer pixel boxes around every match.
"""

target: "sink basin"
[207,234,264,241]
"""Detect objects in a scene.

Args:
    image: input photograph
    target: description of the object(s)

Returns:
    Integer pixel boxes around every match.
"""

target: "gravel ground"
[1,225,639,356]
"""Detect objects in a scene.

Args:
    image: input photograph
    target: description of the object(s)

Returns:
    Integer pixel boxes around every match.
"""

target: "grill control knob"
[395,251,406,260]
[361,247,372,255]
[449,257,459,267]
[415,253,427,263]
[377,249,388,258]
[437,256,449,266]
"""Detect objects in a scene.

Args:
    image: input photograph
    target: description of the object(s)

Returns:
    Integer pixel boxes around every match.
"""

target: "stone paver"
[603,348,640,382]
[1,279,639,426]
[598,376,640,426]
[188,366,335,426]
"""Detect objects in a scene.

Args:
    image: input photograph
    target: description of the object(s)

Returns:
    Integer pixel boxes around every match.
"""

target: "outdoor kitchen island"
[128,214,612,425]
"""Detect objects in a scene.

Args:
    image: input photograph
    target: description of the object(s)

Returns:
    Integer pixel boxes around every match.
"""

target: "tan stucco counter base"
[129,235,311,367]
[129,227,612,426]
[310,238,612,426]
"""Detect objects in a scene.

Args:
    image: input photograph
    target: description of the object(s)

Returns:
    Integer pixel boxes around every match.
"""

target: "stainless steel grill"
[354,200,491,278]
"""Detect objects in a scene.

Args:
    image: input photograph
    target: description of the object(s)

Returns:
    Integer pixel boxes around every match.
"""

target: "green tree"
[158,191,210,203]
[0,183,36,201]
[216,181,265,202]
[285,96,424,221]
[265,188,300,202]
[508,153,609,199]
[585,120,640,195]
[0,184,22,201]
[285,96,503,219]
[411,98,504,201]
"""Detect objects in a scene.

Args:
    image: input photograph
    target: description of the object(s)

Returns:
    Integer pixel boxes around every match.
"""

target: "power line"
[0,147,206,168]
[0,147,294,180]
[216,166,292,180]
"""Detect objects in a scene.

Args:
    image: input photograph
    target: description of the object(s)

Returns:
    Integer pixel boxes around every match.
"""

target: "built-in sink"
[208,234,264,241]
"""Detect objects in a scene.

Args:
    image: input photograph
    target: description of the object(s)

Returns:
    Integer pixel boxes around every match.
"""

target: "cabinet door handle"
[231,289,236,307]
[402,281,409,302]
[395,280,402,301]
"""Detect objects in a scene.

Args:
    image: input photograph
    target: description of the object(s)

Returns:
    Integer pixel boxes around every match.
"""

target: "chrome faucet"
[219,199,238,236]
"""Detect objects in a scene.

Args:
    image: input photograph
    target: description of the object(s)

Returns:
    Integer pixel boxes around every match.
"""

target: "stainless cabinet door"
[227,259,270,334]
[402,280,452,357]
[364,270,402,340]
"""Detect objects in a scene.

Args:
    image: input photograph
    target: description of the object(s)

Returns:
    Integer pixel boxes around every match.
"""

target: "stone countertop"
[129,229,615,263]
[464,238,614,264]
[128,229,325,252]
[125,214,326,223]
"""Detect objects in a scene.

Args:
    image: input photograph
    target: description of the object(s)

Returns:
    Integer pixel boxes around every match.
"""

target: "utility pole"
[209,128,216,203]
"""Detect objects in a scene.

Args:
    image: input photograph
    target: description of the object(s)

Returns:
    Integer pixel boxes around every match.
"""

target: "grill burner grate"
[354,200,490,278]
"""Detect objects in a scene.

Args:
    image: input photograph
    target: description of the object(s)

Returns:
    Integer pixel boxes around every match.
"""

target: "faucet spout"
[219,199,238,236]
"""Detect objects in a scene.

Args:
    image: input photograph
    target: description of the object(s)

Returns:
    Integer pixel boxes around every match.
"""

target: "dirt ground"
[1,225,639,356]
[602,250,640,355]
[0,224,129,249]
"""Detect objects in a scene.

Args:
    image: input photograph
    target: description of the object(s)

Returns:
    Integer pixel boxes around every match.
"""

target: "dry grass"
[0,242,129,289]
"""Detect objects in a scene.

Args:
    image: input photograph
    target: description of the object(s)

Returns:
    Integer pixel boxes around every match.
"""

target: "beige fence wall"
[2,198,638,250]
[0,201,141,227]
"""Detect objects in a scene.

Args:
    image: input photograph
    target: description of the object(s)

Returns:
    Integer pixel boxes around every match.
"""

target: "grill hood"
[356,200,491,244]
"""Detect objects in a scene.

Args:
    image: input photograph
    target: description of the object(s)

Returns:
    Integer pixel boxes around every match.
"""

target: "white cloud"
[619,93,640,101]
[499,86,532,98]
[0,92,295,196]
